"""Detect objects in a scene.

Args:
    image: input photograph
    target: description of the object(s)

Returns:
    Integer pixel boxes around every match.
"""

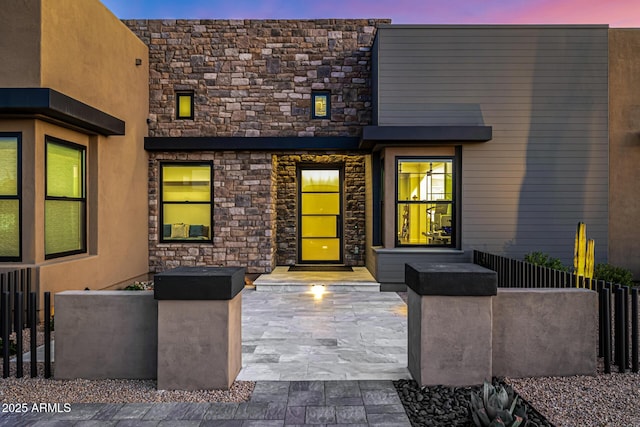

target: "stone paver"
[0,381,411,426]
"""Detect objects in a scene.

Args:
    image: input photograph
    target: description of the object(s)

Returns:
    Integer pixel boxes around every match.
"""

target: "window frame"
[0,132,22,262]
[395,156,455,248]
[311,91,331,120]
[44,136,87,260]
[159,161,214,244]
[175,91,194,120]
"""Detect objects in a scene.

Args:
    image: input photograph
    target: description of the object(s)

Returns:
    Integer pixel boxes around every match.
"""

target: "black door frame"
[297,163,344,264]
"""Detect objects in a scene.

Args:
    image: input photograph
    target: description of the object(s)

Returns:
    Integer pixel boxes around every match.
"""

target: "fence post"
[30,292,37,377]
[598,287,605,358]
[2,291,9,378]
[603,288,611,374]
[616,287,627,373]
[632,288,638,374]
[15,291,23,378]
[44,292,51,379]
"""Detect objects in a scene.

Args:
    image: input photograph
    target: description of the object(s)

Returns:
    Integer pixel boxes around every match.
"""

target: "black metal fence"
[473,250,639,374]
[0,267,52,378]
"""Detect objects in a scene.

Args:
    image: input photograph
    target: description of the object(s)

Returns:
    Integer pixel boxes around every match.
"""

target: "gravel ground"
[0,368,254,403]
[506,371,640,427]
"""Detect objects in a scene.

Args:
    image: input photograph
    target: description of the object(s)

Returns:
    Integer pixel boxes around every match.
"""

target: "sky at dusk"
[101,0,640,27]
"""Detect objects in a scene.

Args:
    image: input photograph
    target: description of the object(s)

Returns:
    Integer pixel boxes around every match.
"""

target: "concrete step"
[255,282,380,292]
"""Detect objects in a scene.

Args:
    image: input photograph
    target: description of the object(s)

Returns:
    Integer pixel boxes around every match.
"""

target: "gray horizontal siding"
[374,249,471,284]
[375,25,608,267]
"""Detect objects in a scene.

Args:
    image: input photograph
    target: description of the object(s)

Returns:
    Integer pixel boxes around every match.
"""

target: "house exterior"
[1,0,639,298]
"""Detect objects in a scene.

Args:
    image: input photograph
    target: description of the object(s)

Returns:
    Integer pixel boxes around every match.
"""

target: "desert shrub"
[594,263,634,286]
[523,251,568,271]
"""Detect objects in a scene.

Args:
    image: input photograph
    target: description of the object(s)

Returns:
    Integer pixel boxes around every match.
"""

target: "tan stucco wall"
[0,0,41,86]
[609,29,640,279]
[1,0,150,294]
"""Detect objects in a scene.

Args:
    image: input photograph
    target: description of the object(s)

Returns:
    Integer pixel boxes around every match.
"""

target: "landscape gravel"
[0,367,254,403]
[395,378,552,427]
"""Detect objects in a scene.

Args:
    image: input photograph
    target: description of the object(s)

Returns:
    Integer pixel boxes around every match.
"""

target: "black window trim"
[0,132,22,262]
[395,155,456,248]
[159,161,214,244]
[311,90,331,120]
[175,91,195,120]
[44,136,87,260]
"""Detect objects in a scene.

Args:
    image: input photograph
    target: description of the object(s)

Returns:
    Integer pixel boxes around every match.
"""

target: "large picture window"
[160,163,212,243]
[45,138,86,259]
[0,134,21,261]
[396,158,454,247]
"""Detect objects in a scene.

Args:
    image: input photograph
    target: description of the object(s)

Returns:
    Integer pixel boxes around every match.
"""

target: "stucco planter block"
[55,291,158,380]
[157,297,242,390]
[406,263,497,386]
[154,266,244,390]
[492,288,597,378]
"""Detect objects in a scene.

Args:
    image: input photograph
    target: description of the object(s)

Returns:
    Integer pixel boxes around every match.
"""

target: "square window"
[176,92,194,119]
[311,91,331,119]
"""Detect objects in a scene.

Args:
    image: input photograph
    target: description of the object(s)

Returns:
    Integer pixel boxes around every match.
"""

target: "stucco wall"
[0,0,41,87]
[609,29,640,279]
[0,0,150,294]
[124,19,389,138]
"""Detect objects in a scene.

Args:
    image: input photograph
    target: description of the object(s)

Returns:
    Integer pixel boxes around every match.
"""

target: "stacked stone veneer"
[127,19,388,272]
[124,19,390,137]
[276,153,366,266]
[148,151,277,274]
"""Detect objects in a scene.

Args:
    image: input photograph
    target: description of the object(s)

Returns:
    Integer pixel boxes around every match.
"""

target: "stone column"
[154,267,244,390]
[405,263,497,387]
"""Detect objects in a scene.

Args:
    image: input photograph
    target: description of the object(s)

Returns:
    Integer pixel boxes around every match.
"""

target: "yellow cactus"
[573,222,595,288]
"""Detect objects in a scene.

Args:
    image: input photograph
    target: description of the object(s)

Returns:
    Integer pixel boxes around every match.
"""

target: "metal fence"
[0,267,52,378]
[473,250,639,374]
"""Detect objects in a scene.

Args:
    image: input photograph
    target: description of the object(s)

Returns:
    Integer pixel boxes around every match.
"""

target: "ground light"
[310,284,325,300]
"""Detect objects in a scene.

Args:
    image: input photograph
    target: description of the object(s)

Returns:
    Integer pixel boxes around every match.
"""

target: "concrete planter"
[405,263,597,387]
[55,291,157,380]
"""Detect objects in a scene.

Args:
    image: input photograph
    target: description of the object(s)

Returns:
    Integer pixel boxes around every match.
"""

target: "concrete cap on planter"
[405,262,497,296]
[154,266,245,300]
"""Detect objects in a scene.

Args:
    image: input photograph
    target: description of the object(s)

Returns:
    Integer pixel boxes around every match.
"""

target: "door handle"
[336,215,342,238]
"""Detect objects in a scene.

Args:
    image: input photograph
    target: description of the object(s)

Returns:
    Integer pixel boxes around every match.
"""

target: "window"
[0,134,21,261]
[396,158,454,247]
[160,163,212,243]
[311,91,330,119]
[45,138,86,259]
[175,91,194,119]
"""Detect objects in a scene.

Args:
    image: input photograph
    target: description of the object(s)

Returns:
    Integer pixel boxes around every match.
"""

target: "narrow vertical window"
[0,134,21,261]
[160,163,212,243]
[45,137,86,259]
[396,158,454,247]
[176,91,194,119]
[311,91,331,119]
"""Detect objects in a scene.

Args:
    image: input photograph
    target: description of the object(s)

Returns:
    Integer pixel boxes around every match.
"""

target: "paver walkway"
[239,289,411,381]
[0,380,411,426]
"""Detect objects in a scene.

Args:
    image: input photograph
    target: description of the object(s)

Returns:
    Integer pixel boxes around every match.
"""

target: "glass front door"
[298,168,343,263]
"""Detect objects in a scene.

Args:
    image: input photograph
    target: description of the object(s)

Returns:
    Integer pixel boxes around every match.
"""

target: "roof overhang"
[360,125,492,150]
[145,136,363,151]
[0,88,125,136]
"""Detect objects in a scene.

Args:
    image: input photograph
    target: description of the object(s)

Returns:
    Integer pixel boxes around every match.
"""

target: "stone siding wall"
[148,152,276,273]
[124,19,389,138]
[276,153,366,266]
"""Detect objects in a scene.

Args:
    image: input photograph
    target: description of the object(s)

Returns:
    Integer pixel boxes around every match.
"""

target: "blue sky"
[101,0,640,26]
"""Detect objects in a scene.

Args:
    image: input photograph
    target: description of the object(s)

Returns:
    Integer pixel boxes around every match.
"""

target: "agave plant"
[469,381,527,427]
